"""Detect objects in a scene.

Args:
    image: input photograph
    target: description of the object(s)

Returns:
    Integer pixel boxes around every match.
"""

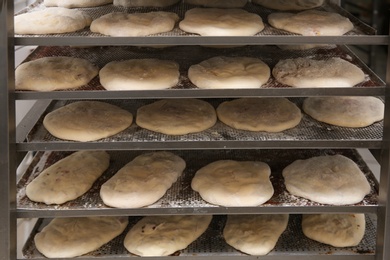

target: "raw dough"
[124,215,212,256]
[15,57,98,91]
[268,10,354,36]
[26,151,110,205]
[100,151,186,208]
[223,214,289,255]
[185,0,247,8]
[272,57,365,88]
[179,8,264,36]
[253,0,324,10]
[303,96,384,128]
[15,7,92,34]
[282,155,371,205]
[188,56,270,89]
[43,101,133,142]
[216,98,302,132]
[191,160,273,206]
[136,99,217,135]
[113,0,180,7]
[90,12,179,37]
[99,59,180,90]
[302,214,366,247]
[44,0,112,8]
[35,216,128,258]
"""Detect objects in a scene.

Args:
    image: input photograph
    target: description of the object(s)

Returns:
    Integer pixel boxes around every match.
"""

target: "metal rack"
[1,0,390,260]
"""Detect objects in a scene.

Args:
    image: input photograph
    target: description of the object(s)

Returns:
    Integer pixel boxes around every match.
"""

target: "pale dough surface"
[191,160,273,206]
[44,0,112,8]
[26,151,110,205]
[91,12,179,37]
[268,10,353,36]
[253,0,324,10]
[99,59,180,90]
[114,0,180,7]
[43,101,133,142]
[302,214,366,247]
[16,57,98,91]
[188,56,270,89]
[224,214,289,255]
[216,98,302,132]
[179,8,264,36]
[185,0,247,8]
[15,7,92,34]
[100,152,186,208]
[35,216,128,258]
[136,99,217,135]
[303,96,384,128]
[124,215,212,256]
[282,155,371,205]
[273,57,365,88]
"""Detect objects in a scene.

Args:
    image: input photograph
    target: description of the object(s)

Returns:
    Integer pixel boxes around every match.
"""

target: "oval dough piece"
[272,57,365,88]
[136,99,217,135]
[113,0,180,7]
[124,215,212,256]
[15,7,92,35]
[100,151,186,208]
[302,214,366,247]
[253,0,324,10]
[303,96,384,128]
[282,155,371,205]
[224,214,289,255]
[179,8,264,36]
[15,57,98,91]
[217,98,302,132]
[35,216,128,258]
[90,12,179,37]
[185,0,247,8]
[99,59,180,90]
[188,56,270,89]
[192,160,273,207]
[26,151,110,205]
[268,10,353,36]
[44,0,112,8]
[43,101,133,142]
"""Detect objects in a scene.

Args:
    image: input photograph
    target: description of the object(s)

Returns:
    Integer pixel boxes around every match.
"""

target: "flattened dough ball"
[44,0,112,8]
[113,0,180,7]
[185,0,247,8]
[253,0,324,10]
[179,8,264,36]
[43,101,133,142]
[216,98,302,132]
[136,99,217,135]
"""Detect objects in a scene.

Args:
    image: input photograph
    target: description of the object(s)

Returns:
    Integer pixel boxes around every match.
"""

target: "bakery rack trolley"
[1,0,390,260]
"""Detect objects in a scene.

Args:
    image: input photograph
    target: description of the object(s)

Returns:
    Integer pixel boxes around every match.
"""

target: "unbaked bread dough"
[191,160,273,207]
[15,57,98,91]
[43,101,133,142]
[136,99,217,135]
[35,216,128,258]
[99,59,180,90]
[223,214,289,255]
[216,98,302,132]
[90,12,179,37]
[113,0,180,7]
[268,10,354,36]
[179,8,264,36]
[44,0,112,8]
[188,56,270,89]
[185,0,247,8]
[100,151,186,208]
[282,155,371,205]
[303,96,384,128]
[253,0,324,10]
[124,215,212,256]
[26,151,110,205]
[15,7,92,34]
[272,57,365,88]
[302,214,366,247]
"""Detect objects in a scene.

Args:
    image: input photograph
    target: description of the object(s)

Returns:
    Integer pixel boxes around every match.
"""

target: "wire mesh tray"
[22,214,377,259]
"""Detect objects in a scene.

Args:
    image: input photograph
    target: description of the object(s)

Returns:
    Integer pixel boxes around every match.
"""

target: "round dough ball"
[179,8,264,36]
[44,0,113,8]
[253,0,324,10]
[15,7,92,35]
[16,57,98,91]
[216,98,302,132]
[90,12,179,37]
[188,56,270,89]
[272,57,365,88]
[185,0,247,8]
[136,99,217,135]
[303,96,384,128]
[43,101,133,142]
[113,0,180,7]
